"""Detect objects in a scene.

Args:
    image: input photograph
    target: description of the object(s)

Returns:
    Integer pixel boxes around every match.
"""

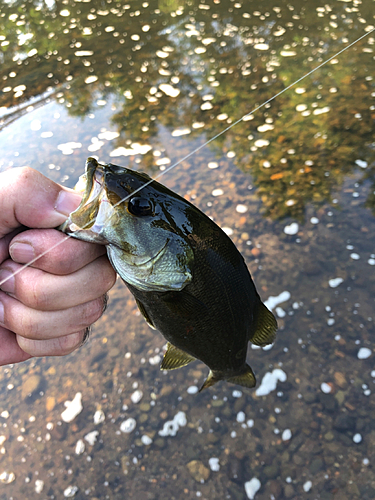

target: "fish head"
[60,157,194,292]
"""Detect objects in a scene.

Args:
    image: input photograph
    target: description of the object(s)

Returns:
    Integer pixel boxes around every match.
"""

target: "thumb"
[0,167,82,237]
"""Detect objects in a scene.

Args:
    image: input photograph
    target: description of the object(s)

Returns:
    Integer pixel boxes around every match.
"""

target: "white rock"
[141,435,153,445]
[321,383,332,394]
[61,393,83,423]
[310,217,319,224]
[282,429,292,441]
[353,433,362,443]
[284,222,299,235]
[303,480,312,492]
[264,291,291,311]
[236,204,248,213]
[256,369,287,396]
[0,471,15,484]
[212,188,224,197]
[328,278,343,288]
[244,477,261,499]
[84,431,99,446]
[209,457,220,471]
[63,485,79,498]
[131,390,143,404]
[120,418,137,434]
[236,411,246,423]
[35,479,44,493]
[158,411,187,437]
[350,253,360,260]
[187,386,199,394]
[355,159,367,168]
[75,439,85,455]
[93,410,105,424]
[358,348,372,360]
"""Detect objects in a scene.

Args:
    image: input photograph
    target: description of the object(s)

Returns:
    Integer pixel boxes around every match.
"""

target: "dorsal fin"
[161,343,196,370]
[250,301,278,346]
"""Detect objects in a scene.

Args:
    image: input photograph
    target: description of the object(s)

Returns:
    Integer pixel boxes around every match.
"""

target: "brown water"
[0,1,374,499]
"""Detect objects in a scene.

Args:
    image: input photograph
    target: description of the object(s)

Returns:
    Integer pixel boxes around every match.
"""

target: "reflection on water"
[0,1,374,499]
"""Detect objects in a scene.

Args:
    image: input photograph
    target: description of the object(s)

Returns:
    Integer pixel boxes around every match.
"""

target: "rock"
[263,464,280,479]
[309,458,324,473]
[186,460,210,482]
[333,414,356,433]
[21,374,42,400]
[284,484,295,498]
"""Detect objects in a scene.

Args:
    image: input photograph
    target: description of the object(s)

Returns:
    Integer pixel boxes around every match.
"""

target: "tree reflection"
[1,0,374,219]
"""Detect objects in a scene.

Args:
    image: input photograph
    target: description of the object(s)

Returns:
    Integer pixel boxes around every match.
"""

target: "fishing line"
[0,27,374,289]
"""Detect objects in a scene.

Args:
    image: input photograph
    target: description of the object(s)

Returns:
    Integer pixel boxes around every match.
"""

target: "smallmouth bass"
[59,157,277,391]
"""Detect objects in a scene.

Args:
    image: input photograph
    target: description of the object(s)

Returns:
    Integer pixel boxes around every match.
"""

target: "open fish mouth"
[59,161,114,242]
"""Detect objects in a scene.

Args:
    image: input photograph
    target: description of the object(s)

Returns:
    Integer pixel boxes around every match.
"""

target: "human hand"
[0,167,117,366]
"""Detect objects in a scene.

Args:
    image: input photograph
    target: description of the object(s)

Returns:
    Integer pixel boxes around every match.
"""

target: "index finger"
[9,229,107,275]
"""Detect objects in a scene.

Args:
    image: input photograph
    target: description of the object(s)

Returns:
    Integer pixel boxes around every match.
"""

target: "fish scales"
[59,158,277,391]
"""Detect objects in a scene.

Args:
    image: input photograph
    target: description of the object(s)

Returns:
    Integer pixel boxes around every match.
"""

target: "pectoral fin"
[135,298,156,330]
[250,301,278,346]
[161,342,196,370]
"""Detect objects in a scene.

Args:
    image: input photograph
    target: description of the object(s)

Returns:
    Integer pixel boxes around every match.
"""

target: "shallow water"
[0,1,374,499]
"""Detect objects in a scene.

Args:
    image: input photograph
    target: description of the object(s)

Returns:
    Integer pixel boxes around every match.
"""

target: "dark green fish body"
[60,158,277,390]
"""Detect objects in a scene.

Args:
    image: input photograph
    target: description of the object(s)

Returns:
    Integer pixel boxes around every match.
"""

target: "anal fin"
[250,301,278,346]
[227,364,256,388]
[161,342,196,370]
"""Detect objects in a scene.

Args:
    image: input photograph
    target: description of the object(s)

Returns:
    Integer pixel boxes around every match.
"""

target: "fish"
[59,157,277,391]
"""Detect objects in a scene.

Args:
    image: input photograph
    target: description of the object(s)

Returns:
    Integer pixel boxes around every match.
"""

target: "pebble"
[35,479,44,493]
[357,348,372,359]
[84,430,99,446]
[63,485,79,498]
[208,457,220,471]
[321,383,332,394]
[255,369,287,396]
[93,410,105,424]
[328,277,343,288]
[0,471,16,484]
[283,222,299,235]
[21,374,42,400]
[244,478,261,499]
[212,188,224,196]
[61,393,83,423]
[353,433,362,444]
[158,411,186,437]
[141,435,153,445]
[131,390,143,404]
[75,439,85,455]
[186,460,210,482]
[120,418,137,434]
[282,429,292,441]
[303,480,312,492]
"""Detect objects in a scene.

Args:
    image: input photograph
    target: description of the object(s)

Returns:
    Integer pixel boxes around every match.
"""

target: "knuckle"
[80,298,104,327]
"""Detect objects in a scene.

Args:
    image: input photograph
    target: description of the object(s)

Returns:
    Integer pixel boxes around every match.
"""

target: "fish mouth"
[59,159,114,243]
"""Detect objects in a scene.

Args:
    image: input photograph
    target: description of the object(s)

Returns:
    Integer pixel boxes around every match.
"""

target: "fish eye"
[127,196,154,216]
